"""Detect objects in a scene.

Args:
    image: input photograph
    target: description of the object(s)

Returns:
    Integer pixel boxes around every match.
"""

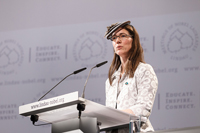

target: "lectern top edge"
[19,91,81,116]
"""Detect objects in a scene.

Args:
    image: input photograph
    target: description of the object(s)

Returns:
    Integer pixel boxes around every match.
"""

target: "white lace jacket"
[105,63,158,132]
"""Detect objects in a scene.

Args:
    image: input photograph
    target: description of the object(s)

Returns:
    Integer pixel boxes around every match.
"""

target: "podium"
[19,91,146,133]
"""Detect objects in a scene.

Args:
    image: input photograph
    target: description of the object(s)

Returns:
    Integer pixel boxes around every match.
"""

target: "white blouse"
[105,62,158,132]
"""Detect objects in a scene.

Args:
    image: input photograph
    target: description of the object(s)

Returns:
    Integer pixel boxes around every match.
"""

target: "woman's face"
[112,28,133,59]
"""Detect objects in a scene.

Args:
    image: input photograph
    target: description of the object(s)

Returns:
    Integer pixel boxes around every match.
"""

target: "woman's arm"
[123,64,158,117]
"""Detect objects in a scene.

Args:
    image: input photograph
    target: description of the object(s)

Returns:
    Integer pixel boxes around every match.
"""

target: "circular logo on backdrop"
[0,40,23,75]
[73,31,107,63]
[161,22,198,61]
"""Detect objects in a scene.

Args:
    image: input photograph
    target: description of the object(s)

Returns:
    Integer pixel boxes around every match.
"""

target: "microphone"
[81,61,107,98]
[38,67,87,101]
[96,61,108,67]
[74,67,87,74]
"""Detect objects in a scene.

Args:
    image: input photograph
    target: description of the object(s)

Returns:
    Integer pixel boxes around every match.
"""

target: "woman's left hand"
[121,109,135,115]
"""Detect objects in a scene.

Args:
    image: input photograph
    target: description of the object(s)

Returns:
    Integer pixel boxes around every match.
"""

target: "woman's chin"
[116,52,127,57]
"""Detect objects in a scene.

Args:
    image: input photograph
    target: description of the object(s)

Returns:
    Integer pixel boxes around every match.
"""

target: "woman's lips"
[116,46,122,50]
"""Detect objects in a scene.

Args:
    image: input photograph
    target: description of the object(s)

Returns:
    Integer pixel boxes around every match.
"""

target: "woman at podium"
[104,21,158,133]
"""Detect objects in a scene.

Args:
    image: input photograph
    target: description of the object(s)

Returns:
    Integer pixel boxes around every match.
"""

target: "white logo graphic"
[0,40,23,74]
[0,46,20,68]
[73,31,107,62]
[167,29,193,53]
[79,38,103,60]
[161,22,198,61]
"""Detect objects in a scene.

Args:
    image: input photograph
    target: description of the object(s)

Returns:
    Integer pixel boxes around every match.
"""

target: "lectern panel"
[19,91,146,131]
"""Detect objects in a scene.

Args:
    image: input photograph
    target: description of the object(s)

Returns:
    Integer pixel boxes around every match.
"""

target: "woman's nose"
[116,36,121,43]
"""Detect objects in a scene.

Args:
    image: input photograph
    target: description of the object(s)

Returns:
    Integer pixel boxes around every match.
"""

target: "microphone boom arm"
[38,67,86,101]
[81,61,107,98]
[81,66,96,98]
[38,73,74,101]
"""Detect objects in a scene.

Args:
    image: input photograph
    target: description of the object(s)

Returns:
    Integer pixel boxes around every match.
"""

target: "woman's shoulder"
[137,62,153,69]
[105,78,109,84]
[136,62,155,74]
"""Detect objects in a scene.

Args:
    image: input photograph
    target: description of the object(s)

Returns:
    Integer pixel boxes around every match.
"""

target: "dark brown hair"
[108,24,145,85]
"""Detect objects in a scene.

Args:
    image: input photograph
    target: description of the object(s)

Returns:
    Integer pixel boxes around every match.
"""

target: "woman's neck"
[120,56,128,75]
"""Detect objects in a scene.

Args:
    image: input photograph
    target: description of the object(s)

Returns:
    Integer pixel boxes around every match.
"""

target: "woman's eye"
[121,34,126,37]
[112,36,117,40]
